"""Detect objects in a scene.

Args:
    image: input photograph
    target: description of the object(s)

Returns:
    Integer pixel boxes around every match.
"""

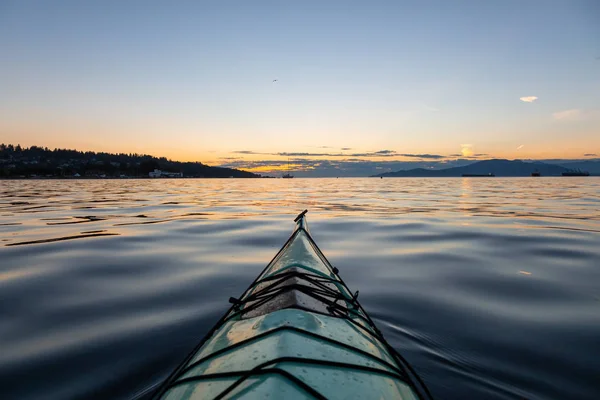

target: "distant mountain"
[373,159,571,177]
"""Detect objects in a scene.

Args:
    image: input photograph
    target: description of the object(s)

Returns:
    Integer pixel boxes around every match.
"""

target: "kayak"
[153,210,432,399]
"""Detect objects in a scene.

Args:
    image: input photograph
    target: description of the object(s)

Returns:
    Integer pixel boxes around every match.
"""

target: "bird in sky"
[272,79,278,83]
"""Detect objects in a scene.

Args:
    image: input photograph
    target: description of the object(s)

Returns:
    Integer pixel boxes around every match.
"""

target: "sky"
[1,0,599,176]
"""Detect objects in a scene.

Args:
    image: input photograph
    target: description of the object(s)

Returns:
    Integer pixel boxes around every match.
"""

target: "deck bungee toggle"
[153,210,432,400]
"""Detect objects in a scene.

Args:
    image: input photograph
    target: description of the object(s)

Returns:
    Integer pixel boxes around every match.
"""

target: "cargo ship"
[562,170,590,176]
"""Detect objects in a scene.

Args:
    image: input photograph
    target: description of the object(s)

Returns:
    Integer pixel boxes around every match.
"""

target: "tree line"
[0,144,258,178]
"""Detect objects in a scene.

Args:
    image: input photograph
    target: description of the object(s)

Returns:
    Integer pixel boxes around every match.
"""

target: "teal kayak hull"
[154,211,431,399]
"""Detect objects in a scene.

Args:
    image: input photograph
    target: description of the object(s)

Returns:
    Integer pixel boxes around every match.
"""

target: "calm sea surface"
[1,178,599,400]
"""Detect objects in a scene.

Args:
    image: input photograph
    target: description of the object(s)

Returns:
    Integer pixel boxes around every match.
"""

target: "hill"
[373,159,571,177]
[0,144,260,178]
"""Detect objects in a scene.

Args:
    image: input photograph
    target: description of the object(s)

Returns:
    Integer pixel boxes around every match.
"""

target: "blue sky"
[1,1,598,175]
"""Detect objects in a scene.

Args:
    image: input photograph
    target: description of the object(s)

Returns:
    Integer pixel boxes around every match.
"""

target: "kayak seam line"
[175,325,408,382]
[215,366,325,399]
[168,357,410,399]
[167,367,327,400]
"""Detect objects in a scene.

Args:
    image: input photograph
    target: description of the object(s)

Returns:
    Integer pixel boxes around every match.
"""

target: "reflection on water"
[1,178,599,399]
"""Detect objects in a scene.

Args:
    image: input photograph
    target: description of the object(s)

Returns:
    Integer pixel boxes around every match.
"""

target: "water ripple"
[0,178,599,399]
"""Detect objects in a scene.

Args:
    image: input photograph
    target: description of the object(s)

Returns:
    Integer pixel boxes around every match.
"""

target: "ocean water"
[1,178,599,400]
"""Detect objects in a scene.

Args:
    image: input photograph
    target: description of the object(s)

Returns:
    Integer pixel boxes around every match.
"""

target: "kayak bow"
[154,211,431,399]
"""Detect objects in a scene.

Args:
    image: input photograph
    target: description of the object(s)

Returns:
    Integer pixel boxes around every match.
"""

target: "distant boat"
[282,158,294,178]
[462,173,495,177]
[562,170,590,176]
[531,170,541,177]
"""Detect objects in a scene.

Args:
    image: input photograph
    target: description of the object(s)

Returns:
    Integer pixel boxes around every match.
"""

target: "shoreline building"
[149,169,183,178]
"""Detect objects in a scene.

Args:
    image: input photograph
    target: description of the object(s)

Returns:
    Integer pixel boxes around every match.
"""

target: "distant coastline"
[373,159,598,177]
[0,175,267,180]
[0,144,260,179]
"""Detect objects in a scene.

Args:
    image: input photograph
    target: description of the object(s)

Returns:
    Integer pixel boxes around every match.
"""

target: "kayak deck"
[154,211,431,399]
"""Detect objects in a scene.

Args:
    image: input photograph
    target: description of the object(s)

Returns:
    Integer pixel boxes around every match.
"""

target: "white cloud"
[520,96,538,103]
[516,144,524,150]
[553,109,582,121]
